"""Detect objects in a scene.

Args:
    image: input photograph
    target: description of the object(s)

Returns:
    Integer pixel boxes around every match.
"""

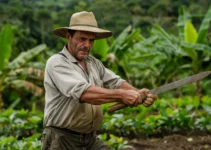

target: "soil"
[123,133,211,150]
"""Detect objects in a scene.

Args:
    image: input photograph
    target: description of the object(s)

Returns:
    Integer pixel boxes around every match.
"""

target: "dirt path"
[123,134,211,150]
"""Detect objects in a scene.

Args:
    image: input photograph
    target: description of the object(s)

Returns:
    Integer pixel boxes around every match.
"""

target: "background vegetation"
[0,0,211,149]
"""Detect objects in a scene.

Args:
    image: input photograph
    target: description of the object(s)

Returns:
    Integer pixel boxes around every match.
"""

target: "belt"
[48,126,93,136]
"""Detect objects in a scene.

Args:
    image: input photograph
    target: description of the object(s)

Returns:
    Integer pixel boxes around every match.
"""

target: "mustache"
[79,47,90,52]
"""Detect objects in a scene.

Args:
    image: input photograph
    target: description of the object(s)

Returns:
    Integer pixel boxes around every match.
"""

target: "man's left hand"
[138,88,158,107]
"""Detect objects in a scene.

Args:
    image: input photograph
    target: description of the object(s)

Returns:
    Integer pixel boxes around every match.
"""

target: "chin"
[78,55,88,60]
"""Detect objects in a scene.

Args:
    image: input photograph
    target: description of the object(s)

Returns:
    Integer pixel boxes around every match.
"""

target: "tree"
[35,9,52,43]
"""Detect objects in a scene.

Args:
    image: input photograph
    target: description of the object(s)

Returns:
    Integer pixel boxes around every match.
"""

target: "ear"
[66,32,71,40]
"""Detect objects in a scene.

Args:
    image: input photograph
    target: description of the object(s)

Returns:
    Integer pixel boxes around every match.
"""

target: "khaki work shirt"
[44,46,125,133]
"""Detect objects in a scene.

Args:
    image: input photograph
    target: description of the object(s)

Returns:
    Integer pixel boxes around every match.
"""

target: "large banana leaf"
[183,21,198,61]
[133,36,164,67]
[109,25,132,54]
[152,24,172,43]
[125,28,143,44]
[92,39,108,61]
[181,42,211,51]
[7,44,46,69]
[184,21,198,43]
[197,5,211,43]
[107,26,143,79]
[0,25,13,71]
[151,24,185,56]
[10,80,44,96]
[177,6,191,41]
[8,67,44,80]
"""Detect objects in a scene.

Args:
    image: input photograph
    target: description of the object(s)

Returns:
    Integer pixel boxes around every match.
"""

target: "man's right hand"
[120,90,141,107]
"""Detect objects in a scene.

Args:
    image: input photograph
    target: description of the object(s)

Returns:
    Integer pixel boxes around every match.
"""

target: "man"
[42,11,157,150]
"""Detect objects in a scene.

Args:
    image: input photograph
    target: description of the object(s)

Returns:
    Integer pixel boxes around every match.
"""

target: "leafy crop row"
[101,96,211,138]
[1,96,210,149]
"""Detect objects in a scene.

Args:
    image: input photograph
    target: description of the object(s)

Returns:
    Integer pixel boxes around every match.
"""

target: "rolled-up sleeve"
[50,63,92,101]
[92,59,125,89]
[102,68,125,89]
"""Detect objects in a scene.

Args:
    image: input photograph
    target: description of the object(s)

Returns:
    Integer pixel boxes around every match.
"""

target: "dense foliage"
[1,0,211,58]
[1,96,211,149]
[0,0,211,149]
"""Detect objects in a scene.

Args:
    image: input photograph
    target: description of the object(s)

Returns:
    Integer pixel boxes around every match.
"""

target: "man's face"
[67,31,96,61]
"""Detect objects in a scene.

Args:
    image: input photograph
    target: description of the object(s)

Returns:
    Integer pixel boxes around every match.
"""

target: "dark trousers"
[41,127,113,150]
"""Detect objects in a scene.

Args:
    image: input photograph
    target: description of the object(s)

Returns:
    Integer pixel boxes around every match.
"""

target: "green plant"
[177,6,211,99]
[0,134,41,150]
[102,96,211,138]
[0,109,43,137]
[0,24,47,109]
[0,108,43,150]
[0,24,13,109]
[98,133,132,150]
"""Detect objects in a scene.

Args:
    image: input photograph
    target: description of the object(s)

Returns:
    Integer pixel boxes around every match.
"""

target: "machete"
[108,71,211,113]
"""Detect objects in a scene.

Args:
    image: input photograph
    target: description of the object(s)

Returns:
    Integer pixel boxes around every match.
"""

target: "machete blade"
[108,71,211,113]
[150,71,211,95]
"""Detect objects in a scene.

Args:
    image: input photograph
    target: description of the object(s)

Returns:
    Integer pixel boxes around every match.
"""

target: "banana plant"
[178,5,211,72]
[93,26,138,80]
[140,5,211,97]
[92,38,108,62]
[129,6,211,96]
[106,25,157,82]
[0,25,13,109]
[0,25,47,109]
[92,6,211,98]
[178,5,211,100]
[140,24,186,88]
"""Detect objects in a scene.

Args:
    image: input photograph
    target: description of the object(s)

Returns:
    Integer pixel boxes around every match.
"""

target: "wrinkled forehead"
[76,30,96,39]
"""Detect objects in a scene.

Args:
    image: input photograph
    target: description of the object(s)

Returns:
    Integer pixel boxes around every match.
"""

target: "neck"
[78,60,87,72]
[66,44,87,70]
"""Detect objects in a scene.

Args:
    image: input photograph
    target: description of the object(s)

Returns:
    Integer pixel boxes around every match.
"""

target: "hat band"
[70,24,98,28]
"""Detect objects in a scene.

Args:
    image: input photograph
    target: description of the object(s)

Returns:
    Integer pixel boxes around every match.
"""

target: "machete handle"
[108,94,147,113]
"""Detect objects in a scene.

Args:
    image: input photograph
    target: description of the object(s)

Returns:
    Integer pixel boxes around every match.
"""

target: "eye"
[90,39,95,43]
[80,37,86,41]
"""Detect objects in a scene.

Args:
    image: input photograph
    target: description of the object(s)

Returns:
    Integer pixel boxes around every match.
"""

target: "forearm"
[80,85,123,105]
[120,81,138,91]
[80,82,143,106]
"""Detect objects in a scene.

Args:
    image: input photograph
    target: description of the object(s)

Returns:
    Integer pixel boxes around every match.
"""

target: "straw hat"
[53,11,113,39]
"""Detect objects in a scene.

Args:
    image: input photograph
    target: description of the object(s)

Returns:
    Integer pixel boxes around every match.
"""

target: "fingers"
[121,89,158,108]
[143,94,158,107]
[130,92,146,107]
[134,94,141,107]
[142,98,154,107]
[121,90,140,106]
[138,88,150,95]
[138,88,158,107]
[147,93,158,99]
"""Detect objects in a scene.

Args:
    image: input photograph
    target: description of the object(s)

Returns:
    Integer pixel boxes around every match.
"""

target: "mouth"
[80,48,90,53]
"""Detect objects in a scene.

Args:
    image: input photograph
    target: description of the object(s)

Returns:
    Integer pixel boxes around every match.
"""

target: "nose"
[84,40,91,48]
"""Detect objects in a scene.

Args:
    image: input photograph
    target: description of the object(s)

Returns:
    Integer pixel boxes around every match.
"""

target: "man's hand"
[138,88,158,107]
[120,88,157,107]
[120,90,141,107]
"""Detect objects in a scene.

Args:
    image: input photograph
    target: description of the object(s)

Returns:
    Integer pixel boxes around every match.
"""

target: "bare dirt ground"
[124,133,211,150]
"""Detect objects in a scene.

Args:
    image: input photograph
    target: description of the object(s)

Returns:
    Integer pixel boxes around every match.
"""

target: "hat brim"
[53,26,113,39]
